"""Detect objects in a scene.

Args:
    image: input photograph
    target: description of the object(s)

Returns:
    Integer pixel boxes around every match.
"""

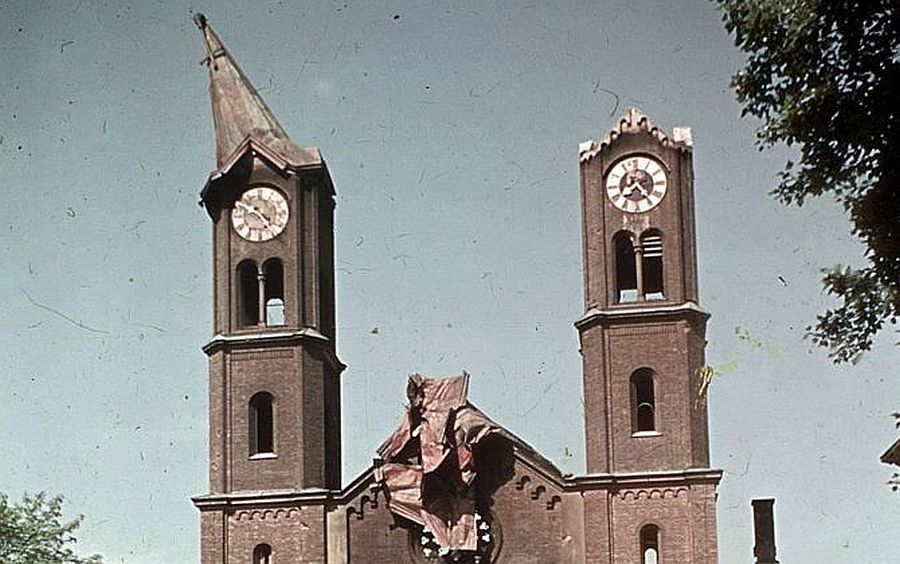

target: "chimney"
[752,498,778,564]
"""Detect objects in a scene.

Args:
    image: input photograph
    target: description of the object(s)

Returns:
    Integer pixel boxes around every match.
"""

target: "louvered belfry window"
[641,230,664,300]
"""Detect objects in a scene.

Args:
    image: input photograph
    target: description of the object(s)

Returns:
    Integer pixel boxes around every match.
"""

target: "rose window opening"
[415,511,499,563]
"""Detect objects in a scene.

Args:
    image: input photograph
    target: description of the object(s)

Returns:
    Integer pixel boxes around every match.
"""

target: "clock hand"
[251,209,272,229]
[624,180,645,198]
[236,201,272,228]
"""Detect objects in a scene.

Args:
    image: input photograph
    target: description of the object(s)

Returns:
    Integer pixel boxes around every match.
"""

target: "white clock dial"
[605,155,668,213]
[231,187,289,242]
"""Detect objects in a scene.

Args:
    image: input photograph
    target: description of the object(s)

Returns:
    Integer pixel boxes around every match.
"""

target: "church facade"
[190,15,722,564]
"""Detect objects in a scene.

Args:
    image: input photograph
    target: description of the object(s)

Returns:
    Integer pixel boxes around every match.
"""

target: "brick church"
[190,15,723,564]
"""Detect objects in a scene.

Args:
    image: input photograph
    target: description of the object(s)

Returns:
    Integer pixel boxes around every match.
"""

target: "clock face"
[231,187,289,242]
[605,156,667,213]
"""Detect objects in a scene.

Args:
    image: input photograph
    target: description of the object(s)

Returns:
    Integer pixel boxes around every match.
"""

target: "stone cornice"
[202,328,346,373]
[192,488,332,510]
[569,468,723,491]
[192,465,722,512]
[575,301,710,330]
[193,468,378,511]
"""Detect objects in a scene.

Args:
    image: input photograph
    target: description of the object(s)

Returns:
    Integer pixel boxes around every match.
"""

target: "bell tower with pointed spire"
[191,14,343,563]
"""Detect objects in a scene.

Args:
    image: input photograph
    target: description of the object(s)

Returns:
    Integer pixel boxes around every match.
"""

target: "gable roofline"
[337,457,723,504]
[199,136,333,210]
[336,442,568,506]
[579,107,693,164]
[209,135,323,181]
[463,401,568,484]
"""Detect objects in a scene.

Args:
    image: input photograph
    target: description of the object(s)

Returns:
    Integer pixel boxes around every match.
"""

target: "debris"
[376,373,510,552]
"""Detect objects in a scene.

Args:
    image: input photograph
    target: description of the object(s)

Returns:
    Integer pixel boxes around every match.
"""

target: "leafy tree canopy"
[716,0,900,362]
[0,492,102,564]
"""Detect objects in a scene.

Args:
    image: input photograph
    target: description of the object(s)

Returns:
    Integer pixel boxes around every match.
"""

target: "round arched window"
[640,524,659,564]
[253,543,272,564]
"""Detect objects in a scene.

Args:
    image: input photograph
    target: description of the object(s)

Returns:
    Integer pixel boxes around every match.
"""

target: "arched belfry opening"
[613,229,665,303]
[263,258,285,326]
[236,258,287,327]
[641,229,664,300]
[614,231,638,303]
[631,368,656,433]
[238,260,260,326]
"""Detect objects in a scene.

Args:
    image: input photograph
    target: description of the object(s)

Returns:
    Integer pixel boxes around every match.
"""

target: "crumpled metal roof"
[374,373,564,553]
[193,13,321,171]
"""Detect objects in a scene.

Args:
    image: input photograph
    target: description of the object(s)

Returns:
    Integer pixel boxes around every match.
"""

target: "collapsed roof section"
[374,373,563,553]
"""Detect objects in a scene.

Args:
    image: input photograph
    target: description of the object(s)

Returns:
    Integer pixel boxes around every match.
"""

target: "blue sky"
[1,1,898,562]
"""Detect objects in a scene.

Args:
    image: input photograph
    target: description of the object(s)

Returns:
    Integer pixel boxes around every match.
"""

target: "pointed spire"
[193,14,318,170]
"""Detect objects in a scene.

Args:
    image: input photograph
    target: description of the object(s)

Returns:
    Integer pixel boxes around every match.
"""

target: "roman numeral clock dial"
[231,187,290,242]
[605,155,667,213]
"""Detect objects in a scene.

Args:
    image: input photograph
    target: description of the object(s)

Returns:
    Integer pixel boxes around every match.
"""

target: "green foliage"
[716,0,900,362]
[0,492,102,564]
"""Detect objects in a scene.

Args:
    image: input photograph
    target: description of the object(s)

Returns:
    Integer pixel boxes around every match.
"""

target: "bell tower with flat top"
[577,109,721,563]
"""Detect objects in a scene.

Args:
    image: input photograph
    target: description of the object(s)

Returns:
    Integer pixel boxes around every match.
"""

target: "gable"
[340,448,581,564]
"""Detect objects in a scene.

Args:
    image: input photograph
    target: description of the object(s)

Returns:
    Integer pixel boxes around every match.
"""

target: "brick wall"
[344,459,584,564]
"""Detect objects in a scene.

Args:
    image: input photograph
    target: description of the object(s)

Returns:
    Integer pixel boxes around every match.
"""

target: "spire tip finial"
[192,12,207,30]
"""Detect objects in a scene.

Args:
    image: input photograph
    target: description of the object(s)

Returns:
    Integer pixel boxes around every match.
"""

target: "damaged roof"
[373,373,567,550]
[193,13,321,171]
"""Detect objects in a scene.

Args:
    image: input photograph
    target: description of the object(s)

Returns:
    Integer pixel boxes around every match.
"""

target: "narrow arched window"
[631,369,656,432]
[253,543,272,564]
[641,230,664,300]
[262,259,285,326]
[238,260,260,326]
[640,525,659,564]
[614,231,637,303]
[249,392,274,455]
